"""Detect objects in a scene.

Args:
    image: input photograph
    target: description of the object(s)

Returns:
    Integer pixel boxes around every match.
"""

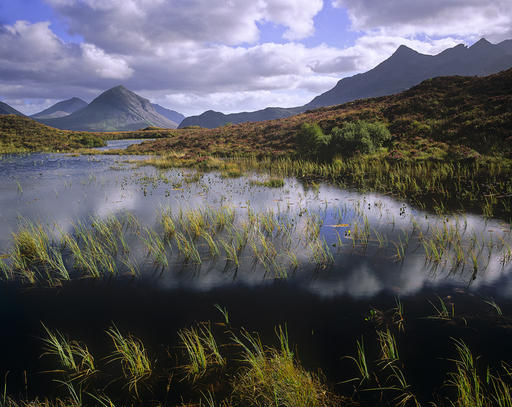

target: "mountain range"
[38,86,181,131]
[1,88,185,132]
[1,37,511,132]
[179,38,512,128]
[31,97,88,119]
[152,104,185,125]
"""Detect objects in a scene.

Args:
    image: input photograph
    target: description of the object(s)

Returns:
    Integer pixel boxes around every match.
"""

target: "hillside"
[31,97,88,119]
[179,106,303,129]
[305,38,512,109]
[152,104,185,125]
[40,86,178,131]
[0,115,106,152]
[0,101,24,116]
[130,68,512,159]
[180,38,512,129]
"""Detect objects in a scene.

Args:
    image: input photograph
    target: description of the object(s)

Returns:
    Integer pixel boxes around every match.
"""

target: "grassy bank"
[0,115,173,153]
[137,153,512,220]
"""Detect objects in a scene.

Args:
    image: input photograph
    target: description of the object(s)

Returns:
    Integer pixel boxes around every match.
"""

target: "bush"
[296,121,390,159]
[76,134,105,148]
[329,120,391,157]
[295,123,331,158]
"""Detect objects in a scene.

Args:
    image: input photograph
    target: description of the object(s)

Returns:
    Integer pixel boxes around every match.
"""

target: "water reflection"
[0,149,511,298]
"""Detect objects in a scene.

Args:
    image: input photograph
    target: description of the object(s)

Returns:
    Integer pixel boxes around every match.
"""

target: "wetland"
[1,141,512,406]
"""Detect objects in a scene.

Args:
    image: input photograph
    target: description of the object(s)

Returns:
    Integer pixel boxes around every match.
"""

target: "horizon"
[0,0,510,116]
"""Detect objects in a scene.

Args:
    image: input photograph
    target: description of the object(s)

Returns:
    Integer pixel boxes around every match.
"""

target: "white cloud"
[2,0,511,115]
[153,89,322,116]
[332,0,512,42]
[81,43,133,79]
[0,20,132,84]
[47,0,324,53]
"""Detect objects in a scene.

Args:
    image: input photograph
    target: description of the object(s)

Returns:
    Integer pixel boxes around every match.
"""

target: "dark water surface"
[1,146,512,403]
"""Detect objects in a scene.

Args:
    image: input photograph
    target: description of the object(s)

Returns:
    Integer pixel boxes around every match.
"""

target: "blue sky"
[0,0,510,115]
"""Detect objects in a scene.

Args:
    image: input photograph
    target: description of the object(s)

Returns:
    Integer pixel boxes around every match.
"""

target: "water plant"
[106,325,152,397]
[178,322,225,381]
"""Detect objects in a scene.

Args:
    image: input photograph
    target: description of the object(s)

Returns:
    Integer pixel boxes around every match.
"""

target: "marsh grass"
[139,153,512,220]
[428,296,455,320]
[1,193,511,287]
[250,178,285,188]
[178,322,225,381]
[343,337,370,386]
[106,325,152,397]
[483,298,503,316]
[40,324,96,383]
[231,326,334,407]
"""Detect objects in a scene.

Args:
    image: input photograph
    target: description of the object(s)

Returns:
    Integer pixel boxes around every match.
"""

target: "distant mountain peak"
[31,97,87,119]
[110,85,128,91]
[470,38,492,49]
[39,86,178,131]
[393,44,419,56]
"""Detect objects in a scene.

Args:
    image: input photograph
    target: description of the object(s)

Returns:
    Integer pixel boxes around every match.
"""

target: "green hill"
[0,115,105,152]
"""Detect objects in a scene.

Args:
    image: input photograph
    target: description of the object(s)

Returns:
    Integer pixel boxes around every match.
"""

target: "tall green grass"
[106,325,152,397]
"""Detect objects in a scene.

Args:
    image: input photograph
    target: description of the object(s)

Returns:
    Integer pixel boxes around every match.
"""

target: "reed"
[178,322,225,381]
[106,325,152,397]
[231,326,333,407]
[343,337,370,386]
[40,324,96,382]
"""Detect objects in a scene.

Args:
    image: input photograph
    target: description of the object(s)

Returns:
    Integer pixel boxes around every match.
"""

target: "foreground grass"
[2,300,511,407]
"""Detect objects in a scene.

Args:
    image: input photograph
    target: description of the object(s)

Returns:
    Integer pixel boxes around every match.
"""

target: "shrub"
[329,120,391,157]
[76,134,105,148]
[295,123,331,158]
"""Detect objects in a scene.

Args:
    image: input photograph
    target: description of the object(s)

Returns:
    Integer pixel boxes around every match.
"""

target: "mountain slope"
[179,107,303,129]
[180,38,512,129]
[31,97,88,119]
[41,86,178,131]
[152,104,185,125]
[0,102,24,116]
[131,68,512,159]
[304,38,512,109]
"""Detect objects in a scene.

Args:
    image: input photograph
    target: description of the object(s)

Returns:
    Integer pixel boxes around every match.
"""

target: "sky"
[0,0,511,116]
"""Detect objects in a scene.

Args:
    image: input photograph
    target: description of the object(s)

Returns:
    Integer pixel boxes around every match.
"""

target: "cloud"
[80,43,133,79]
[332,0,512,41]
[0,23,342,114]
[47,0,324,53]
[3,0,510,115]
[157,90,306,116]
[0,20,132,85]
[311,34,464,74]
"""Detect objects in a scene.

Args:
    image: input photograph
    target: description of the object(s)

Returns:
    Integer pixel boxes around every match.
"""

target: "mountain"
[40,86,178,131]
[133,68,512,160]
[152,104,185,125]
[180,38,512,129]
[305,38,512,109]
[179,107,303,129]
[0,101,24,116]
[31,97,88,119]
